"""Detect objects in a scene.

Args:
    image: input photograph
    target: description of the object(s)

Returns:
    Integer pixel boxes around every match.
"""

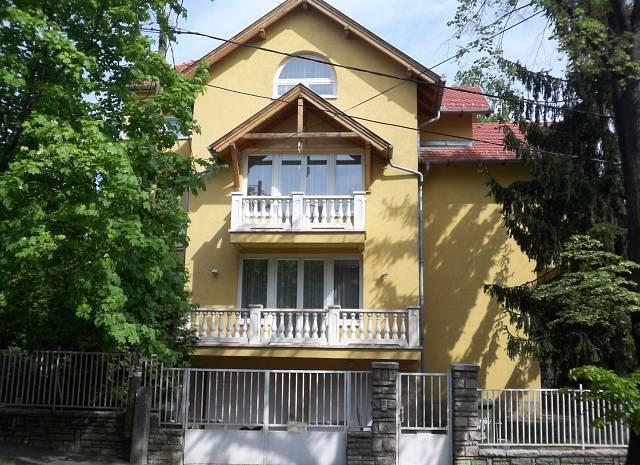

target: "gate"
[397,373,451,465]
[153,368,371,465]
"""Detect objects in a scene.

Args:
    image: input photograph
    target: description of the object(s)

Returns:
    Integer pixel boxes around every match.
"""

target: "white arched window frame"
[273,54,337,98]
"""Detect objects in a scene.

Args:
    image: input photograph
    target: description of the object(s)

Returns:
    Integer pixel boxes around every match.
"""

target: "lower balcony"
[188,306,420,348]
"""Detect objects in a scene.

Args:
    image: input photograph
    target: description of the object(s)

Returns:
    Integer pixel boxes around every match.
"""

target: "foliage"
[0,1,210,364]
[571,366,640,435]
[487,236,640,382]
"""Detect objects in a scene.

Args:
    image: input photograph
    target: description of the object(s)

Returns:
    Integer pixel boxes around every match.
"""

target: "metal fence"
[399,372,449,433]
[478,388,629,448]
[152,368,372,431]
[0,350,128,410]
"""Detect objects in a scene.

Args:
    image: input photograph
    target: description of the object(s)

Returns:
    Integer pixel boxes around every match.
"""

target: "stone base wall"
[477,447,627,465]
[347,431,374,465]
[147,414,184,465]
[0,408,129,459]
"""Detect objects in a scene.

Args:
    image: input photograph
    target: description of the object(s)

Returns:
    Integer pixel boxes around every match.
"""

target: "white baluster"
[201,311,209,338]
[269,199,276,224]
[338,200,345,224]
[234,311,240,337]
[260,200,266,223]
[392,314,399,339]
[341,312,348,339]
[243,312,248,338]
[226,312,232,337]
[194,312,200,337]
[319,313,326,340]
[277,200,284,224]
[329,200,336,224]
[218,311,224,337]
[384,314,391,339]
[321,199,328,223]
[278,312,285,338]
[295,312,303,339]
[400,314,407,341]
[350,312,356,338]
[252,200,258,225]
[346,200,352,227]
[359,313,366,339]
[268,312,275,338]
[312,202,320,224]
[303,313,310,339]
[304,200,311,225]
[311,313,319,339]
[375,313,382,339]
[243,200,249,225]
[286,313,294,339]
[285,200,291,226]
[367,313,373,340]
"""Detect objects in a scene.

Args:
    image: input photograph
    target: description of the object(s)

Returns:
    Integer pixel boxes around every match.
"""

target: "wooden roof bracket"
[231,143,241,190]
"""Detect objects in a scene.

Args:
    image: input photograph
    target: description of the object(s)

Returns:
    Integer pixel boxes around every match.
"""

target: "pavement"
[0,445,128,465]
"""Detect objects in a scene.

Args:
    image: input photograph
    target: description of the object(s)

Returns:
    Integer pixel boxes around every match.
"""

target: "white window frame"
[273,54,337,99]
[237,256,363,309]
[243,153,364,196]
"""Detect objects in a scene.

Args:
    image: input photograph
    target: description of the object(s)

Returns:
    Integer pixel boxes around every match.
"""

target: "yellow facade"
[181,2,539,387]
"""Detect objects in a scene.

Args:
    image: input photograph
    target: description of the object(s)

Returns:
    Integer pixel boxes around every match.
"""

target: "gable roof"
[420,122,521,164]
[180,0,441,85]
[209,84,391,159]
[440,86,491,113]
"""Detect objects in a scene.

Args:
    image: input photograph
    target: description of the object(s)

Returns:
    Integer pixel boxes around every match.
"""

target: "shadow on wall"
[423,165,538,387]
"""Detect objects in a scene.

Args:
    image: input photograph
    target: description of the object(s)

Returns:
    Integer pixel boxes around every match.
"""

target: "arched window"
[274,55,337,98]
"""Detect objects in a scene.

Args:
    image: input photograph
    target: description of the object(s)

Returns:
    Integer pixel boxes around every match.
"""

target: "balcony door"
[239,257,361,309]
[245,154,363,196]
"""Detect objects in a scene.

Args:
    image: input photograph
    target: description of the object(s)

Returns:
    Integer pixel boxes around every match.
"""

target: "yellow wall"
[423,164,540,387]
[183,5,540,388]
[421,114,473,143]
[187,7,420,310]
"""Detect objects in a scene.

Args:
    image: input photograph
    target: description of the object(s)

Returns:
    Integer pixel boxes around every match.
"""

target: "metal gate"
[397,373,451,465]
[152,368,371,465]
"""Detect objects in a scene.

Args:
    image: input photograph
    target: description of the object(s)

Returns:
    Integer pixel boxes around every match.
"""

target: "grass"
[0,460,18,465]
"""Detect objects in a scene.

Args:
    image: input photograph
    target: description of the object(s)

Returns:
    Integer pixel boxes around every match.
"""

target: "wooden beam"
[242,131,360,140]
[301,0,308,9]
[297,98,304,134]
[231,143,240,189]
[258,28,267,40]
[364,142,372,191]
[344,25,351,38]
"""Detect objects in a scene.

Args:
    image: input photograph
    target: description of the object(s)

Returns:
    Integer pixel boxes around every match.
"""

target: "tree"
[0,1,208,364]
[449,0,640,460]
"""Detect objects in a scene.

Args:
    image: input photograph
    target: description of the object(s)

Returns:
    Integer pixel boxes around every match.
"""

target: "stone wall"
[479,447,626,465]
[147,414,183,465]
[0,408,129,459]
[371,361,398,465]
[347,431,374,465]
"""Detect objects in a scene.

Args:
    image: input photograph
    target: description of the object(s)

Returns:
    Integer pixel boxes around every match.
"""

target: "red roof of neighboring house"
[440,86,491,113]
[175,60,196,72]
[420,122,522,163]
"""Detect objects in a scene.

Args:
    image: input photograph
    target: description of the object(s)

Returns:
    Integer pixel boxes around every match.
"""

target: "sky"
[167,0,566,84]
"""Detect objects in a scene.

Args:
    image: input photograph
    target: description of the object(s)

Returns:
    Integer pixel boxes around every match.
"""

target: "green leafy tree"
[0,1,209,364]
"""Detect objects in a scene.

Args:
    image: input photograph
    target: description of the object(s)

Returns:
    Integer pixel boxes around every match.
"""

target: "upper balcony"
[230,192,366,232]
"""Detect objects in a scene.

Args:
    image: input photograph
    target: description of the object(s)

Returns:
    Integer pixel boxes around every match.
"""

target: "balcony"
[230,192,365,232]
[188,306,420,348]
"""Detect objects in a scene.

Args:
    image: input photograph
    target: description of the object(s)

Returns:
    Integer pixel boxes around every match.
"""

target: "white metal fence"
[399,373,449,432]
[152,368,372,431]
[0,350,128,410]
[478,388,629,448]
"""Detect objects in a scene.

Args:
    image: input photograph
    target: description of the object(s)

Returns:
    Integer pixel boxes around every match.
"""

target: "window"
[163,116,188,139]
[239,257,361,309]
[274,55,337,98]
[244,154,362,196]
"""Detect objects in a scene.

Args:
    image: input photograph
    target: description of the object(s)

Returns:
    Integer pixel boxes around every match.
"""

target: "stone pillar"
[130,386,151,465]
[371,362,398,465]
[450,364,480,465]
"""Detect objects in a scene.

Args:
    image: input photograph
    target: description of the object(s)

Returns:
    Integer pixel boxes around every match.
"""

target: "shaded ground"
[0,446,128,465]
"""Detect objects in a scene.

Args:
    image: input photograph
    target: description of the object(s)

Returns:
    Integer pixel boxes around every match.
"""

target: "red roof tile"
[420,122,522,163]
[175,60,196,72]
[440,86,490,113]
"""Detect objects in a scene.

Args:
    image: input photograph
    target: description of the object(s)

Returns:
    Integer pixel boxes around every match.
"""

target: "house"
[172,0,539,389]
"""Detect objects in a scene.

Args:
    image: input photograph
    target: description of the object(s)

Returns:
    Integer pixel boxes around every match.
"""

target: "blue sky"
[169,0,565,83]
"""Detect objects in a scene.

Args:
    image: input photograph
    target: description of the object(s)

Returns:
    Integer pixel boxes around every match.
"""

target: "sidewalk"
[0,445,128,465]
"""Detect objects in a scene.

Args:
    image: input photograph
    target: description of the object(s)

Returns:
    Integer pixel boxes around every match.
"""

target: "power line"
[203,82,620,166]
[141,23,611,119]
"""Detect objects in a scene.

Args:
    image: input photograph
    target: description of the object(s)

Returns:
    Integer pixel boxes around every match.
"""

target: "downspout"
[386,144,426,373]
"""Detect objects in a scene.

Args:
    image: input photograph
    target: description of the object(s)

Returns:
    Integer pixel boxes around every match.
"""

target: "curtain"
[241,259,268,307]
[303,260,325,309]
[277,260,298,308]
[333,260,360,309]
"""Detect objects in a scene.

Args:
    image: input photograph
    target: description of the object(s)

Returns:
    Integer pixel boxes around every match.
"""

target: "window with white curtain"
[245,154,363,196]
[239,257,361,309]
[274,55,337,98]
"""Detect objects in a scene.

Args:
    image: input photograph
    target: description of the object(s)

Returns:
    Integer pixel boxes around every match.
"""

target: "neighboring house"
[172,0,539,388]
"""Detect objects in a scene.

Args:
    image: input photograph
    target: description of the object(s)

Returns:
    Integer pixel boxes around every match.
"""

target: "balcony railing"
[230,192,366,232]
[188,306,420,348]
